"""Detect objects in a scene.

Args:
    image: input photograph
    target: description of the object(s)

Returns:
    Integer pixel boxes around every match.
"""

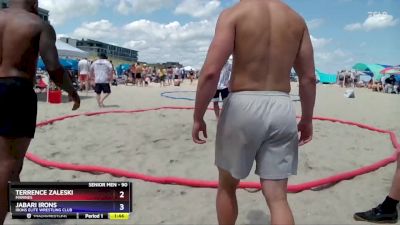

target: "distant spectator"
[189,69,195,84]
[167,67,173,86]
[136,63,144,87]
[78,58,91,94]
[384,75,396,94]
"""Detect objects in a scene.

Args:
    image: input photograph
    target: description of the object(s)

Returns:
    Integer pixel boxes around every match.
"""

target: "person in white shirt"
[213,60,232,119]
[78,58,91,94]
[90,53,113,108]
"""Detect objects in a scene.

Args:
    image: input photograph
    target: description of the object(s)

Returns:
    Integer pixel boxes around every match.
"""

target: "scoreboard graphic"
[9,182,132,220]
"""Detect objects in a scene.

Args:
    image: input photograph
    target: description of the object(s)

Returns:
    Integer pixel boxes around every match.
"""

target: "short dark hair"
[99,53,108,59]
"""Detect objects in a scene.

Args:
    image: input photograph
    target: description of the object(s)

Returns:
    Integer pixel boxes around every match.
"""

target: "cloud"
[344,23,363,31]
[307,19,325,29]
[73,20,119,40]
[315,49,354,72]
[175,0,221,18]
[123,19,217,68]
[69,18,218,69]
[345,12,399,31]
[310,35,332,49]
[39,0,100,25]
[114,0,172,15]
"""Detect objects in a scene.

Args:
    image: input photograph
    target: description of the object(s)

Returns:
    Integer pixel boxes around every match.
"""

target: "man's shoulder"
[3,9,45,30]
[92,60,102,64]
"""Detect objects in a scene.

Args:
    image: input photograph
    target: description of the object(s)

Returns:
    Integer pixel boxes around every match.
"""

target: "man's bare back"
[227,0,308,93]
[193,1,316,224]
[0,8,44,80]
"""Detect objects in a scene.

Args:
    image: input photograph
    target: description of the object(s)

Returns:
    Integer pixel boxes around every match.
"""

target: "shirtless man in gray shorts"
[193,0,316,224]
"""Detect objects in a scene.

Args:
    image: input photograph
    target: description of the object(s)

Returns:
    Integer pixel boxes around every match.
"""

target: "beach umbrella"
[356,71,370,76]
[380,67,400,75]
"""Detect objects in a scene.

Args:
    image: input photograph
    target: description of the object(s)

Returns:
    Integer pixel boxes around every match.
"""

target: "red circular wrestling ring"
[25,106,400,193]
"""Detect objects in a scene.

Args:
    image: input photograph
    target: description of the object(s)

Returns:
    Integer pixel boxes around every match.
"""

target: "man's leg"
[96,94,102,107]
[261,179,294,225]
[354,155,400,223]
[85,78,89,95]
[100,94,110,106]
[217,168,240,225]
[0,137,31,224]
[389,155,400,201]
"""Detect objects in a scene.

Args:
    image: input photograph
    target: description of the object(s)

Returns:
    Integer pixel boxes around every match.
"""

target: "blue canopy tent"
[62,58,79,71]
[37,58,76,71]
[316,69,337,84]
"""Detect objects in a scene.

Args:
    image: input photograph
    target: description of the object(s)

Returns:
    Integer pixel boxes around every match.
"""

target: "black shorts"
[0,77,37,138]
[95,83,111,94]
[160,75,166,81]
[136,73,142,79]
[213,88,229,101]
[174,75,179,79]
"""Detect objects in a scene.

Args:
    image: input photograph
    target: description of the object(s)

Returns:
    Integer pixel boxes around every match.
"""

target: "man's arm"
[293,26,316,122]
[39,23,79,110]
[90,63,95,80]
[193,10,235,121]
[108,63,113,81]
[39,23,76,94]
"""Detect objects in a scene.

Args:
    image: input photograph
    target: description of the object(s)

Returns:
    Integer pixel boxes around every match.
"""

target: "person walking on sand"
[189,69,195,84]
[90,53,113,108]
[78,57,91,94]
[0,0,80,223]
[192,0,316,224]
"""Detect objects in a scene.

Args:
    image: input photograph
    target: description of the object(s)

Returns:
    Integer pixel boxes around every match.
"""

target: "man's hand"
[192,119,208,144]
[298,119,313,146]
[69,91,80,111]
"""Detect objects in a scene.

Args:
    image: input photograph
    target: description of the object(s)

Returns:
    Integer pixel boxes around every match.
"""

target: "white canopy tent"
[56,40,89,58]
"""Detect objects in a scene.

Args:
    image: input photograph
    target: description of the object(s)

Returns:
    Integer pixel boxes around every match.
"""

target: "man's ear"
[32,1,39,15]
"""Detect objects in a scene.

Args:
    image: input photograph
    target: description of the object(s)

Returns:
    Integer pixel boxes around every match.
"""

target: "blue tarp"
[316,70,337,84]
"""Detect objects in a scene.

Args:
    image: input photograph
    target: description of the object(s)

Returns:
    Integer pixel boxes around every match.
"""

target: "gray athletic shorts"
[215,91,299,180]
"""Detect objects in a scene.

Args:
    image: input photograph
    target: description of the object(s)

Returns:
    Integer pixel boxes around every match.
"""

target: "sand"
[5,81,400,225]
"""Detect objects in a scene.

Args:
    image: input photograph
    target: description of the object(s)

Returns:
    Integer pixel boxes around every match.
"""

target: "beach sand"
[5,81,400,225]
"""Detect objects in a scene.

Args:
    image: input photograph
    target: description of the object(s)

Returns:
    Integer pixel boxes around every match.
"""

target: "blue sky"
[39,0,400,72]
